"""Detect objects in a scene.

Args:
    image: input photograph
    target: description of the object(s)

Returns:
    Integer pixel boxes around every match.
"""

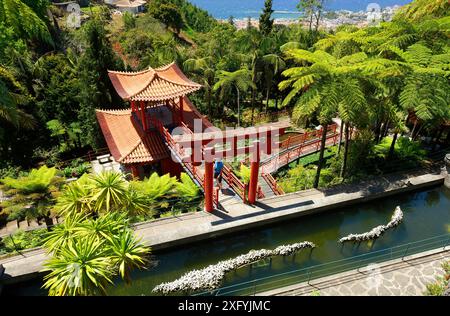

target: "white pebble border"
[152,241,316,294]
[339,206,404,243]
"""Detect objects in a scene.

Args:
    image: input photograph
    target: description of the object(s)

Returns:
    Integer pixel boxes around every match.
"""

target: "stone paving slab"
[258,248,450,296]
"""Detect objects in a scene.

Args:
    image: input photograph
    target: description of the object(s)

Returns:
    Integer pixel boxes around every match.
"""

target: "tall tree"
[213,69,256,127]
[148,1,185,34]
[77,16,123,148]
[279,49,399,186]
[259,0,274,36]
[392,44,450,139]
[183,57,215,116]
[297,0,326,45]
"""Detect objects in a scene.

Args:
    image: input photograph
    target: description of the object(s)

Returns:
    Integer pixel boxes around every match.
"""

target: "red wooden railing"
[147,115,220,207]
[260,124,339,194]
[261,172,285,195]
[279,124,338,150]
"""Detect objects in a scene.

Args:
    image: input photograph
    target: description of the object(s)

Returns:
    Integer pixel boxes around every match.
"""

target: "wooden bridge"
[258,124,340,197]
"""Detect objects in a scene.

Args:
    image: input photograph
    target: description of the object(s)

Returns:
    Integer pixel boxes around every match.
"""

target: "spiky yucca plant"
[42,213,150,296]
[42,237,115,296]
[90,171,129,214]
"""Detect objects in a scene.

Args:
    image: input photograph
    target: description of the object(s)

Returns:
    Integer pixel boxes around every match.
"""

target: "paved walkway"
[0,171,445,283]
[259,248,450,296]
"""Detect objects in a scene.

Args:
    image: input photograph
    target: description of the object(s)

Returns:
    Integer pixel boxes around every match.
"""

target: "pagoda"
[96,62,203,178]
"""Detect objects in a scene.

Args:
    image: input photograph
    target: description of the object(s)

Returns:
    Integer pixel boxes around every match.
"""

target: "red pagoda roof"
[108,62,202,102]
[95,109,169,164]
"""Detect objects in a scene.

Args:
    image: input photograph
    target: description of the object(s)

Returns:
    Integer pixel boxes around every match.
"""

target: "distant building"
[104,0,146,14]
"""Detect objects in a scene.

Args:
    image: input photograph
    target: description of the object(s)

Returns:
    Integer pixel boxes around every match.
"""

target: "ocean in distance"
[189,0,412,20]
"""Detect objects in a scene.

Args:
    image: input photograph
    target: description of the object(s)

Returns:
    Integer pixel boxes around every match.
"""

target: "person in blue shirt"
[214,158,224,190]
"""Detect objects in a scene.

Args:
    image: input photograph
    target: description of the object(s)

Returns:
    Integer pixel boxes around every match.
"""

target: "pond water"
[4,185,450,296]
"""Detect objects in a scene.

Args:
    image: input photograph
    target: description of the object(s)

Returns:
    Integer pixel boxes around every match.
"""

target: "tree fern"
[130,172,177,200]
[175,173,199,201]
[0,0,52,44]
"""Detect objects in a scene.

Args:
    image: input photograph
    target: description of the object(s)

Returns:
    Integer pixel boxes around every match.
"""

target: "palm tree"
[90,171,128,215]
[233,29,275,121]
[279,49,400,186]
[183,57,215,116]
[213,68,256,127]
[261,53,286,112]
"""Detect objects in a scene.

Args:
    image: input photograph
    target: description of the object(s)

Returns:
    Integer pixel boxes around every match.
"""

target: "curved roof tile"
[95,109,169,164]
[108,62,202,102]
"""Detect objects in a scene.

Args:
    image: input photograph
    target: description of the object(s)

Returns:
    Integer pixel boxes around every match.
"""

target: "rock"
[339,206,403,243]
[152,241,316,294]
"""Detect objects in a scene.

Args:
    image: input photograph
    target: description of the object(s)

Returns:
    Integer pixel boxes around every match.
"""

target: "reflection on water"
[4,186,450,296]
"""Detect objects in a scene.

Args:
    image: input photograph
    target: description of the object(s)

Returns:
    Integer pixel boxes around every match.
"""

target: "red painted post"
[233,135,238,157]
[204,147,214,212]
[179,96,184,124]
[140,101,147,131]
[248,140,260,205]
[131,165,139,179]
[267,129,272,155]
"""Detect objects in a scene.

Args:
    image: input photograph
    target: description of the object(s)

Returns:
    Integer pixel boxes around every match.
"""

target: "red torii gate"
[172,121,290,212]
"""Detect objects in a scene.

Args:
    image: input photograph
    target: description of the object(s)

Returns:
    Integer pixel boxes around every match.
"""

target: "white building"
[105,0,146,14]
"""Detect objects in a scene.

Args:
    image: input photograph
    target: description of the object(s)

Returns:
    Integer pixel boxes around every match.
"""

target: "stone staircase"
[0,217,63,237]
[258,175,276,198]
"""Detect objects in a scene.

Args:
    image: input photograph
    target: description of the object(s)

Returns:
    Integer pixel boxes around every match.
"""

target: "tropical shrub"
[238,164,251,184]
[56,171,201,220]
[0,228,47,254]
[0,165,64,223]
[425,261,450,296]
[373,136,426,161]
[42,212,150,296]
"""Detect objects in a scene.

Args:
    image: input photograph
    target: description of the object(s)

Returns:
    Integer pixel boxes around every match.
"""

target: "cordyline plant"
[42,212,150,296]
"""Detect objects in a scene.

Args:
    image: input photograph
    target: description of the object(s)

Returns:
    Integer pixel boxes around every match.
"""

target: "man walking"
[214,158,224,191]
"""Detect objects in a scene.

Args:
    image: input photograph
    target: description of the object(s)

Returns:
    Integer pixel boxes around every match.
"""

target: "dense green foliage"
[0,0,449,296]
[0,169,200,257]
[0,0,449,187]
[56,171,200,220]
[0,165,64,222]
[0,228,46,255]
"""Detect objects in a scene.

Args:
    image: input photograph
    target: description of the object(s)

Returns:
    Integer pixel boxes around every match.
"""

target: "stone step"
[0,226,8,237]
[18,220,28,230]
[6,220,18,233]
[29,219,40,228]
